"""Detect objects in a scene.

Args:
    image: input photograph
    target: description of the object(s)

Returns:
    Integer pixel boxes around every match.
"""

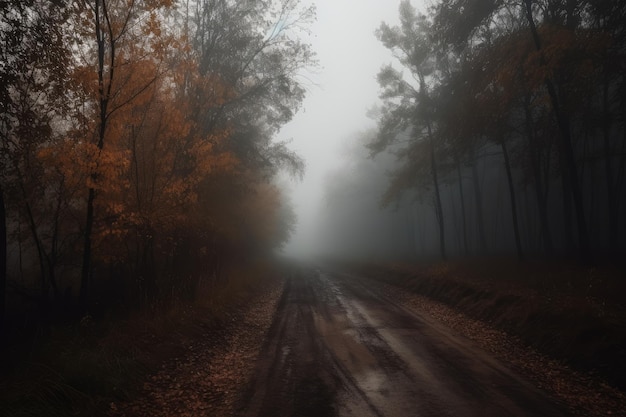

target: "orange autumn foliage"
[5,0,303,307]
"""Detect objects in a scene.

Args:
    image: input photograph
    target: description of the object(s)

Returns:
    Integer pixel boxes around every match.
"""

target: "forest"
[318,0,626,263]
[2,0,626,415]
[1,0,314,329]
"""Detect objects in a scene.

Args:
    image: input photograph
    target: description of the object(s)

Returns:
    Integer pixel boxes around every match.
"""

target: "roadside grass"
[347,257,626,391]
[0,258,281,417]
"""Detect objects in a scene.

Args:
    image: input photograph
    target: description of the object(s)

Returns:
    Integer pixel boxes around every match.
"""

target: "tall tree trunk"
[455,156,469,256]
[17,221,23,280]
[523,95,553,255]
[419,71,445,260]
[615,124,626,249]
[13,165,54,299]
[523,0,590,261]
[406,206,416,257]
[140,232,157,302]
[501,140,524,261]
[46,181,65,303]
[470,151,487,253]
[80,0,114,310]
[0,187,6,336]
[13,159,62,301]
[80,187,96,309]
[560,154,575,252]
[602,71,618,253]
[427,124,446,260]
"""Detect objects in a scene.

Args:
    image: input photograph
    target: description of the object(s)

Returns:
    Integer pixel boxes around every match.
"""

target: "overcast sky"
[279,0,425,254]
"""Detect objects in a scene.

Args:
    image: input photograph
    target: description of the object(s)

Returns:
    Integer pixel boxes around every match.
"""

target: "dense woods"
[2,1,626,415]
[319,0,626,262]
[0,0,313,327]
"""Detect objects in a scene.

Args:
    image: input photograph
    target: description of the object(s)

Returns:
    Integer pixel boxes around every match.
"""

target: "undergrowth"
[0,258,280,417]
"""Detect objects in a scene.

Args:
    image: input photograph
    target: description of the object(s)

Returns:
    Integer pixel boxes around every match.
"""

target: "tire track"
[237,265,570,417]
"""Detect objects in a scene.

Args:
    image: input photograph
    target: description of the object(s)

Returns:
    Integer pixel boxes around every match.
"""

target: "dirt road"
[236,265,569,417]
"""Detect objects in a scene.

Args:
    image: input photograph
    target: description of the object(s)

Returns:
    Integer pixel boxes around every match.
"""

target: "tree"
[1,0,70,306]
[426,0,622,259]
[0,0,312,329]
[71,0,175,309]
[0,186,6,333]
[522,0,590,260]
[370,1,447,259]
[589,0,626,253]
[191,0,312,178]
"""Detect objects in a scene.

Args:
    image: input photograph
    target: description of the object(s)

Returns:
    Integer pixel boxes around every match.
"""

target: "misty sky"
[280,0,424,254]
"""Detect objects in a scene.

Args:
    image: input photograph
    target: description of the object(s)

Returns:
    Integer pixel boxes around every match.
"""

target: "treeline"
[358,0,625,261]
[0,0,313,325]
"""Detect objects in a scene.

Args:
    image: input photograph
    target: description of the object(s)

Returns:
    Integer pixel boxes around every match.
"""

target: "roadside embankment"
[332,257,626,415]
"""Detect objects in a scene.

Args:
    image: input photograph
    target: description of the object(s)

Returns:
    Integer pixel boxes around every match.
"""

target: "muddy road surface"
[236,265,569,417]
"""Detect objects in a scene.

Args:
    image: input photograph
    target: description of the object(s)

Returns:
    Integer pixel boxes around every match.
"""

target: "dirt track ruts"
[236,265,569,417]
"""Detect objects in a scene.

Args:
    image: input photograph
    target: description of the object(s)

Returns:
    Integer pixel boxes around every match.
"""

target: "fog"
[280,0,626,262]
[280,0,410,256]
